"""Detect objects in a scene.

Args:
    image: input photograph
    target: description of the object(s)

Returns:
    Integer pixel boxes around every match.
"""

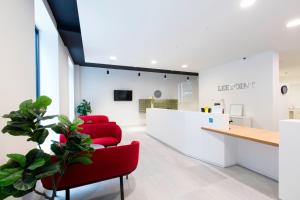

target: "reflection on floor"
[53,126,278,200]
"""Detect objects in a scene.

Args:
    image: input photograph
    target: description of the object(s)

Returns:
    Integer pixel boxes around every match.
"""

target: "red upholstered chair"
[79,115,109,124]
[41,141,140,200]
[60,122,122,147]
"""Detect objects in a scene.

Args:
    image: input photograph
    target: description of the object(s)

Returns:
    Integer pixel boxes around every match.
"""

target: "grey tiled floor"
[53,126,278,200]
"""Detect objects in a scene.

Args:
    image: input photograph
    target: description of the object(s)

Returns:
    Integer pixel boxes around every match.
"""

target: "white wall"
[285,83,300,108]
[77,67,198,126]
[0,0,36,162]
[198,52,281,131]
[68,57,75,120]
[35,0,75,150]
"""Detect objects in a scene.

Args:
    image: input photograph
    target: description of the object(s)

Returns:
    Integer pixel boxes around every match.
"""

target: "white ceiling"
[77,0,300,73]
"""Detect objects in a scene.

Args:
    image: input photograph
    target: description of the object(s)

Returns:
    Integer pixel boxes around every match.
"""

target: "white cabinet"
[279,120,300,200]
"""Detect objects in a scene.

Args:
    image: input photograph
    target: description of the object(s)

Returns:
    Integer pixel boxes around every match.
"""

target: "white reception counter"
[146,108,236,167]
[146,108,278,180]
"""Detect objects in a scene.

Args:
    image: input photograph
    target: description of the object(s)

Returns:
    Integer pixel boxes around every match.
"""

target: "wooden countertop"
[201,125,279,147]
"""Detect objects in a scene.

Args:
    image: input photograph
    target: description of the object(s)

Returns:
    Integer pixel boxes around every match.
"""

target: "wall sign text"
[217,82,255,92]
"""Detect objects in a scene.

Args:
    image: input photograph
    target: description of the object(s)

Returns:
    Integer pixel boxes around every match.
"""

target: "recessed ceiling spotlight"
[151,60,157,65]
[240,0,256,8]
[109,56,117,61]
[286,18,300,28]
[181,65,188,68]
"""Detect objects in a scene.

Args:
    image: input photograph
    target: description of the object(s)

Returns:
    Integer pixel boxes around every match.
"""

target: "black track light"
[138,72,141,77]
[187,76,190,80]
[164,74,167,79]
[106,70,110,74]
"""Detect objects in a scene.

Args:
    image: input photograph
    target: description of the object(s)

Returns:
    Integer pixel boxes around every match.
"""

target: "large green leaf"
[66,141,93,153]
[25,149,50,167]
[2,111,23,121]
[19,100,33,117]
[50,143,64,156]
[0,168,22,179]
[27,158,46,171]
[58,115,72,126]
[51,123,67,134]
[69,154,92,165]
[0,161,19,171]
[13,176,36,191]
[37,129,49,144]
[33,96,52,109]
[6,121,34,130]
[7,154,26,168]
[0,169,23,187]
[2,125,30,136]
[35,163,60,179]
[27,129,49,144]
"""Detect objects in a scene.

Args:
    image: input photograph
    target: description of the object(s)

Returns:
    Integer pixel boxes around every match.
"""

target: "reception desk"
[202,125,279,147]
[146,108,278,180]
[146,108,235,167]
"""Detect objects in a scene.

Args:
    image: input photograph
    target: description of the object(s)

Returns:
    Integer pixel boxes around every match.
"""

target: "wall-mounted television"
[114,90,132,101]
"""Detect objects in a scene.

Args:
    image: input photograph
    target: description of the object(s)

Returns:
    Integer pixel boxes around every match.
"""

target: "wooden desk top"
[201,125,279,147]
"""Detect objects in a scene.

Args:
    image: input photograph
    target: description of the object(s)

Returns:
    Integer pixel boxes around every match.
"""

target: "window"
[35,27,40,98]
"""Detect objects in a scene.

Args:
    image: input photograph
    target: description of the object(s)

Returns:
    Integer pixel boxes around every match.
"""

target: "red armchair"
[60,122,122,147]
[79,115,109,124]
[41,141,140,200]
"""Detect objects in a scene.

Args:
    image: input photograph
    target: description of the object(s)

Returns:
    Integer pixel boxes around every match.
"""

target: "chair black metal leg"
[120,176,124,200]
[66,189,70,200]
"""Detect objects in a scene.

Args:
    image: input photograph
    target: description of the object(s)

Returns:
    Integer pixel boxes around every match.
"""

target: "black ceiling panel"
[47,0,80,32]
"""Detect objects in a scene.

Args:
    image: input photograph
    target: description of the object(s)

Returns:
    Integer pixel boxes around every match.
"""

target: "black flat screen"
[114,90,132,101]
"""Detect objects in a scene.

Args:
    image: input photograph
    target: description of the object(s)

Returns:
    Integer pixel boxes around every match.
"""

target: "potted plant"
[76,99,92,116]
[0,96,94,199]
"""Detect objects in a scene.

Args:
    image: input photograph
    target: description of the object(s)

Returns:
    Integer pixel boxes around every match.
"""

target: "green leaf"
[27,128,49,144]
[19,100,33,116]
[35,163,60,179]
[27,158,46,170]
[2,111,23,120]
[7,154,26,168]
[6,121,34,129]
[33,96,52,109]
[69,155,92,165]
[2,125,30,136]
[13,176,36,191]
[73,118,84,126]
[50,143,64,156]
[37,129,49,144]
[0,185,17,199]
[0,160,19,171]
[41,115,57,120]
[58,115,72,126]
[25,149,50,167]
[69,124,77,132]
[51,124,65,134]
[0,168,22,179]
[12,188,33,198]
[0,169,23,187]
